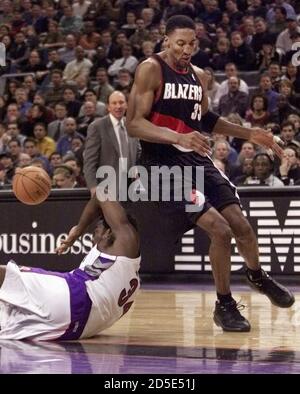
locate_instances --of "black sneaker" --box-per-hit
[213,300,251,332]
[246,268,295,308]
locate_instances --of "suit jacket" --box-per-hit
[47,119,66,142]
[83,115,141,189]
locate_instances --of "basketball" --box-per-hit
[12,166,52,205]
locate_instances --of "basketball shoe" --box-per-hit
[213,300,251,332]
[245,268,295,308]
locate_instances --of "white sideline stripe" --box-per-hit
[272,238,292,244]
[285,220,300,225]
[258,256,271,262]
[234,247,270,253]
[257,238,271,243]
[259,247,271,253]
[182,238,194,244]
[250,211,276,217]
[278,257,287,263]
[258,220,279,226]
[258,229,300,235]
[231,265,243,271]
[175,264,201,271]
[287,211,300,216]
[250,201,274,207]
[175,255,201,262]
[182,247,194,253]
[184,230,194,235]
[231,256,245,262]
[274,247,289,253]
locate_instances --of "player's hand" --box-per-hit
[279,157,291,177]
[177,131,212,156]
[90,187,96,197]
[55,225,82,255]
[249,128,283,159]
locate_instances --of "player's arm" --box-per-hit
[126,60,179,144]
[97,191,139,257]
[213,119,282,158]
[56,196,101,254]
[56,194,138,255]
[99,195,131,233]
[75,195,102,235]
[195,67,283,158]
[126,60,211,156]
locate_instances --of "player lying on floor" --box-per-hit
[0,196,140,340]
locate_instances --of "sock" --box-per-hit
[217,292,234,304]
[247,267,263,281]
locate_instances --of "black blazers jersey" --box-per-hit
[142,54,204,163]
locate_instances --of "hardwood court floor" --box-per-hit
[0,284,300,374]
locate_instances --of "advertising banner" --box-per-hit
[1,188,299,275]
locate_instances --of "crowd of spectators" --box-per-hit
[0,0,300,190]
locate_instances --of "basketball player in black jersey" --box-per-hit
[126,15,294,332]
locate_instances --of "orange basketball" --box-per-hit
[13,166,52,205]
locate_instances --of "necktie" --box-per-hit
[97,85,102,99]
[120,57,127,67]
[54,121,61,141]
[118,121,128,158]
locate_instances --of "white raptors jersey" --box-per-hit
[79,245,141,339]
[0,246,140,341]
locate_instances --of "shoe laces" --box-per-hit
[217,300,247,322]
[235,300,246,312]
[220,299,246,312]
[229,300,247,321]
[261,268,270,279]
[230,300,246,312]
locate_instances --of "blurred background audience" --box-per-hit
[0,0,299,189]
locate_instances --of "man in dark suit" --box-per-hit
[47,103,68,141]
[83,91,140,195]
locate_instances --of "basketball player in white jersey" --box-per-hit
[0,197,140,340]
